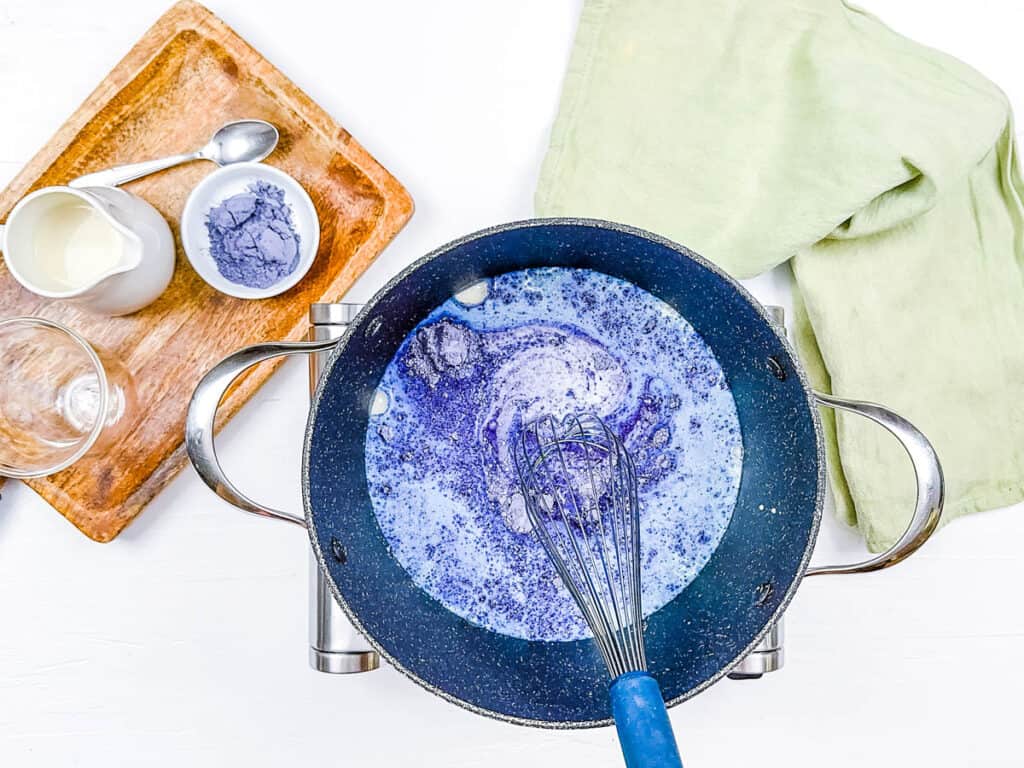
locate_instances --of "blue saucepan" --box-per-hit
[186,219,943,726]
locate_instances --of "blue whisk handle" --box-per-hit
[609,672,683,768]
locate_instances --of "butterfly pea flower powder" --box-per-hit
[205,180,301,289]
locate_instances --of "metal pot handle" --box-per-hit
[185,319,379,675]
[806,391,945,576]
[184,338,340,528]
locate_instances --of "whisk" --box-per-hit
[512,413,683,768]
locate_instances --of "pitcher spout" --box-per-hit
[71,185,176,315]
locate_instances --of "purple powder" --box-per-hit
[205,181,301,289]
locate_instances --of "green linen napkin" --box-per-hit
[536,0,1024,551]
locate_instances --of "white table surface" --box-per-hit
[1,1,1022,765]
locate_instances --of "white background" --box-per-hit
[1,1,1022,765]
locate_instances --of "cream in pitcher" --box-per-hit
[1,185,174,315]
[32,195,126,288]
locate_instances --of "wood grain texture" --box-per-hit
[0,0,413,541]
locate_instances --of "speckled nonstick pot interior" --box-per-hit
[304,219,824,727]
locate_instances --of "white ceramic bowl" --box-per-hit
[180,162,319,299]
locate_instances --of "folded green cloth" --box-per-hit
[536,0,1024,551]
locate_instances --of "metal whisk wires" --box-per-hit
[513,413,646,678]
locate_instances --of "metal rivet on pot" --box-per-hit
[754,582,774,606]
[331,537,348,564]
[767,356,787,381]
[364,316,383,338]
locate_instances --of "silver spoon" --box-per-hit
[69,119,280,188]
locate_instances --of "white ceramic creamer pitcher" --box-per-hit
[1,186,175,315]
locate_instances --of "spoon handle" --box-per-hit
[69,151,202,188]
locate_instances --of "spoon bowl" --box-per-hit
[201,120,279,166]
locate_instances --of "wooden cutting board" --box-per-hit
[0,1,413,541]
